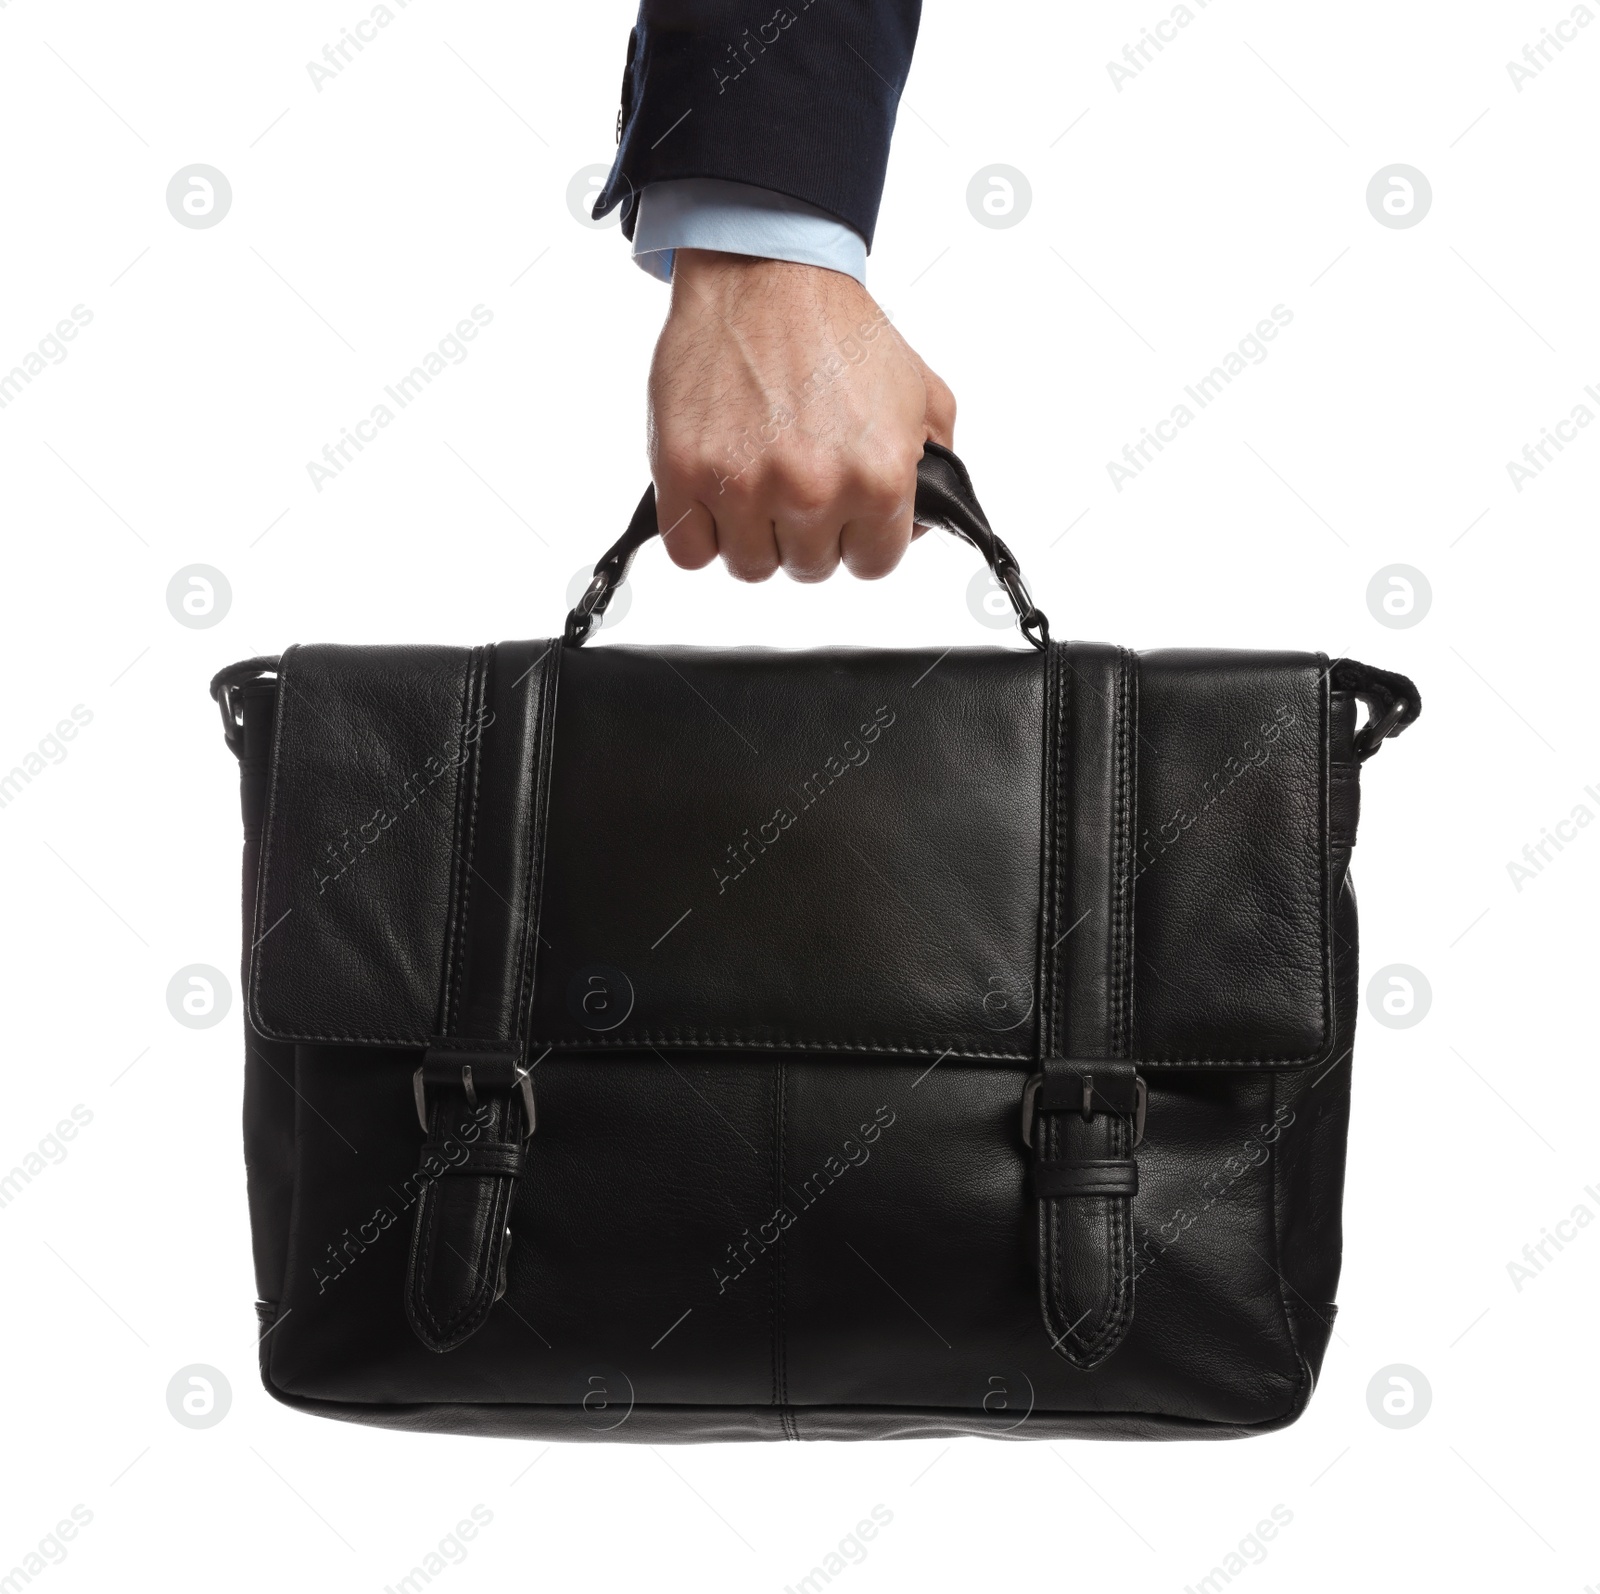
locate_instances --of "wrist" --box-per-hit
[671,248,867,308]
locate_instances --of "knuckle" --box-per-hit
[859,470,912,519]
[714,466,760,504]
[652,438,704,486]
[852,456,916,519]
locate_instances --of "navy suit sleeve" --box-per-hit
[594,0,924,250]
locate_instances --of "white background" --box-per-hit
[2,0,1596,1590]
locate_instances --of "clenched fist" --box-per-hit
[647,249,956,584]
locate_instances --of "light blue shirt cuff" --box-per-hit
[631,178,868,285]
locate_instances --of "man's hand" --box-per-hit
[647,249,956,584]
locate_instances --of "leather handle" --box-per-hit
[563,442,1050,649]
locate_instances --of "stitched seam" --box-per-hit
[1109,650,1131,1058]
[518,1033,1032,1054]
[768,1062,780,1414]
[1070,1195,1113,1358]
[778,1066,791,1420]
[238,1031,1039,1052]
[1038,643,1065,1057]
[442,647,487,1035]
[1042,1104,1137,1366]
[1318,653,1331,1078]
[412,1116,464,1340]
[1127,1046,1335,1065]
[1073,657,1136,1363]
[509,648,549,1043]
[1091,1197,1133,1356]
[1033,645,1051,1057]
[1108,664,1332,1070]
[1050,1119,1065,1342]
[1043,1112,1063,1343]
[1071,1118,1134,1361]
[411,1138,448,1337]
[1120,652,1139,1059]
[457,647,489,1029]
[769,1071,778,1411]
[241,1027,1330,1065]
[438,651,472,1033]
[443,1175,514,1340]
[1266,1072,1309,1413]
[411,1109,516,1343]
[436,655,475,1035]
[1106,653,1123,1056]
[465,1177,516,1340]
[513,645,562,1045]
[1051,643,1068,1052]
[248,645,300,1036]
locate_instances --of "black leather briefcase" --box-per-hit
[211,446,1419,1441]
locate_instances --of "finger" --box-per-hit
[653,491,718,570]
[839,464,916,580]
[840,510,913,580]
[652,442,720,569]
[774,514,842,584]
[767,463,845,583]
[909,362,955,539]
[714,502,781,583]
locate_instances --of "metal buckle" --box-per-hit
[412,1064,536,1140]
[1021,1072,1145,1150]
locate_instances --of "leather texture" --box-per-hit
[216,449,1419,1441]
[249,643,1340,1070]
[527,643,1044,1057]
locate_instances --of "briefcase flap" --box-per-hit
[245,640,1348,1069]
